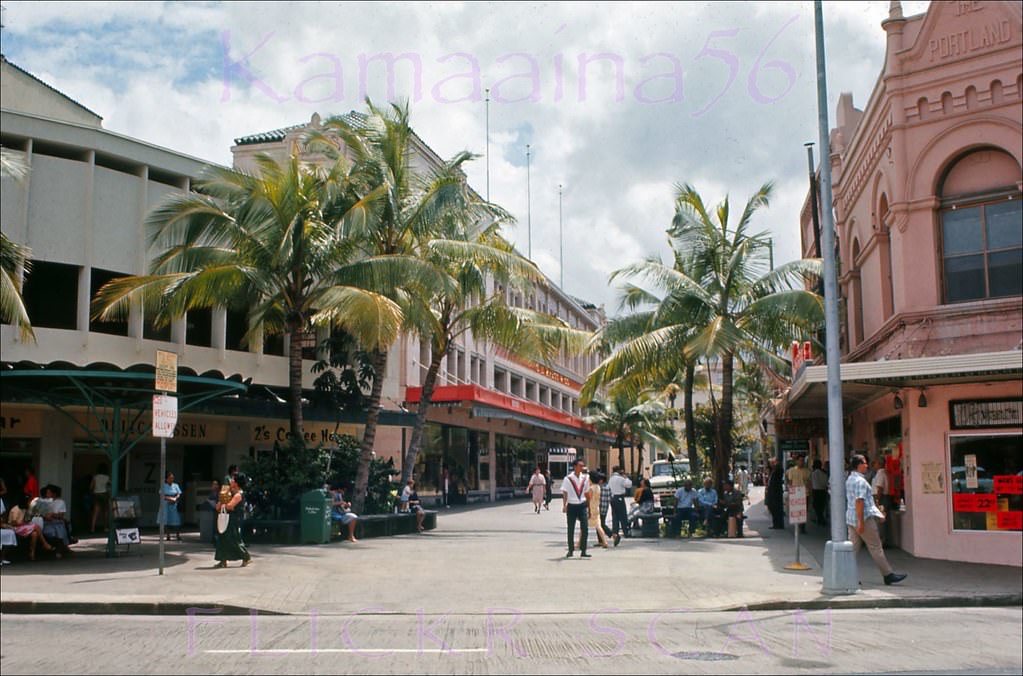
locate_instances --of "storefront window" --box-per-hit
[949,434,1022,532]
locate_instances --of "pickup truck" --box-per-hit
[648,458,692,512]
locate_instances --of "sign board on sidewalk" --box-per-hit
[152,395,178,438]
[788,485,808,524]
[115,528,140,544]
[155,350,178,393]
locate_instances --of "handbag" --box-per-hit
[216,508,230,534]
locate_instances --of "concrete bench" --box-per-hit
[245,519,299,544]
[636,511,664,538]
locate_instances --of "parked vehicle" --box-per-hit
[648,458,692,510]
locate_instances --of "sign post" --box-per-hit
[785,486,811,571]
[154,350,177,575]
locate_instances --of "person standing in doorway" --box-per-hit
[871,458,892,545]
[846,454,905,585]
[561,458,591,558]
[90,463,110,533]
[766,458,784,529]
[526,467,546,514]
[810,459,829,526]
[158,472,182,541]
[607,465,632,545]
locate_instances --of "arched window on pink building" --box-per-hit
[938,149,1022,304]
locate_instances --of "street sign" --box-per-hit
[152,394,178,438]
[788,486,808,524]
[155,350,178,393]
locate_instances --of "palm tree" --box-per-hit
[585,182,822,489]
[400,216,591,485]
[315,100,508,512]
[0,147,34,341]
[91,152,409,442]
[582,389,675,474]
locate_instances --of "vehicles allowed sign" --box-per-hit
[152,394,178,438]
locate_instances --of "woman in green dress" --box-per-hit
[214,474,251,568]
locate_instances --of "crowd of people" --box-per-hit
[0,470,76,565]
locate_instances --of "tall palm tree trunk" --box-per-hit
[715,352,735,490]
[683,361,699,475]
[287,322,305,443]
[617,433,626,470]
[401,341,446,485]
[353,347,388,513]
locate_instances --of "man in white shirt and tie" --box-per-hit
[561,458,592,558]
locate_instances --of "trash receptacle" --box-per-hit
[199,505,214,543]
[300,489,332,544]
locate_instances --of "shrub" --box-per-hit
[242,434,398,518]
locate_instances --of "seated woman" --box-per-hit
[4,498,57,560]
[329,484,359,543]
[401,480,426,532]
[628,478,656,531]
[34,485,72,554]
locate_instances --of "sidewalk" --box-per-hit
[1,491,1019,616]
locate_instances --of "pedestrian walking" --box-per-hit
[846,454,905,585]
[157,472,182,541]
[607,465,632,545]
[526,467,546,514]
[441,464,451,509]
[561,458,591,558]
[597,472,612,537]
[543,469,552,511]
[735,465,750,504]
[766,458,784,529]
[215,473,252,568]
[586,472,609,549]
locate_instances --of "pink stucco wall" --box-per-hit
[902,380,1022,566]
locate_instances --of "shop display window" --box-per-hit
[949,434,1022,532]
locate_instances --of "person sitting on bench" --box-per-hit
[670,480,700,536]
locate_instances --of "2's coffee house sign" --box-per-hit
[950,399,1023,430]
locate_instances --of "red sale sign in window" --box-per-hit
[952,493,998,512]
[993,475,1023,495]
[996,511,1022,530]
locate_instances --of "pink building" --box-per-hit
[781,1,1022,566]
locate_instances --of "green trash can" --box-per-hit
[300,489,332,544]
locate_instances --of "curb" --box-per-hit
[3,594,1020,616]
[0,601,280,616]
[738,593,1023,612]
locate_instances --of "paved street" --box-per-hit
[2,490,1021,674]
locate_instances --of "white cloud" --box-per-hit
[1,0,931,316]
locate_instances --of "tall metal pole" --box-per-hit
[815,0,857,595]
[526,144,532,260]
[558,184,564,289]
[485,88,490,203]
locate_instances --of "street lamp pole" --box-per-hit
[526,144,532,260]
[814,0,858,595]
[558,183,564,290]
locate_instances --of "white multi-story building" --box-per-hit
[0,56,607,524]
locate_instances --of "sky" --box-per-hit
[0,0,931,316]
